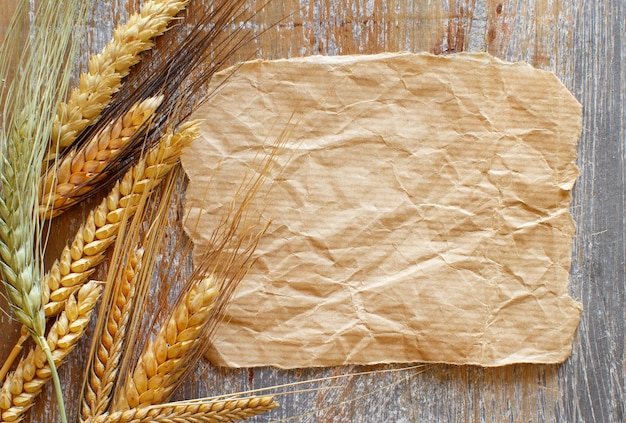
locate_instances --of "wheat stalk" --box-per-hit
[81,249,143,421]
[91,396,278,423]
[111,275,220,411]
[0,281,102,422]
[41,96,164,217]
[49,0,190,156]
[0,329,28,385]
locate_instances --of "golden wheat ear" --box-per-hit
[48,0,191,159]
[111,274,223,411]
[91,396,278,423]
[0,281,102,422]
[42,121,201,316]
[41,0,258,217]
[81,249,144,421]
[40,95,165,217]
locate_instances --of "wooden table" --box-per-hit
[0,0,623,421]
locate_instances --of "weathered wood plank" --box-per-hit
[563,0,625,421]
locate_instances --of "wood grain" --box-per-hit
[0,0,623,422]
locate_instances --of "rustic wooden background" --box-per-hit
[0,0,624,422]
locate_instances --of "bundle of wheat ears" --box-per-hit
[0,0,282,422]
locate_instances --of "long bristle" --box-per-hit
[79,166,176,420]
[101,123,289,413]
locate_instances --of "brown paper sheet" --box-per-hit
[181,52,582,368]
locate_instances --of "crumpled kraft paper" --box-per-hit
[181,52,582,368]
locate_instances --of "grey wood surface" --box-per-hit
[0,0,623,422]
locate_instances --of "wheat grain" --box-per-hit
[42,96,164,217]
[111,275,219,411]
[49,0,190,155]
[81,249,143,421]
[0,281,102,422]
[91,396,278,423]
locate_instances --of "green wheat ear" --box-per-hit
[0,1,92,422]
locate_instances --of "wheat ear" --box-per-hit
[0,122,200,386]
[49,0,190,156]
[0,0,92,419]
[0,281,102,422]
[111,275,220,411]
[43,120,201,318]
[91,396,278,423]
[41,96,164,217]
[81,249,143,421]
